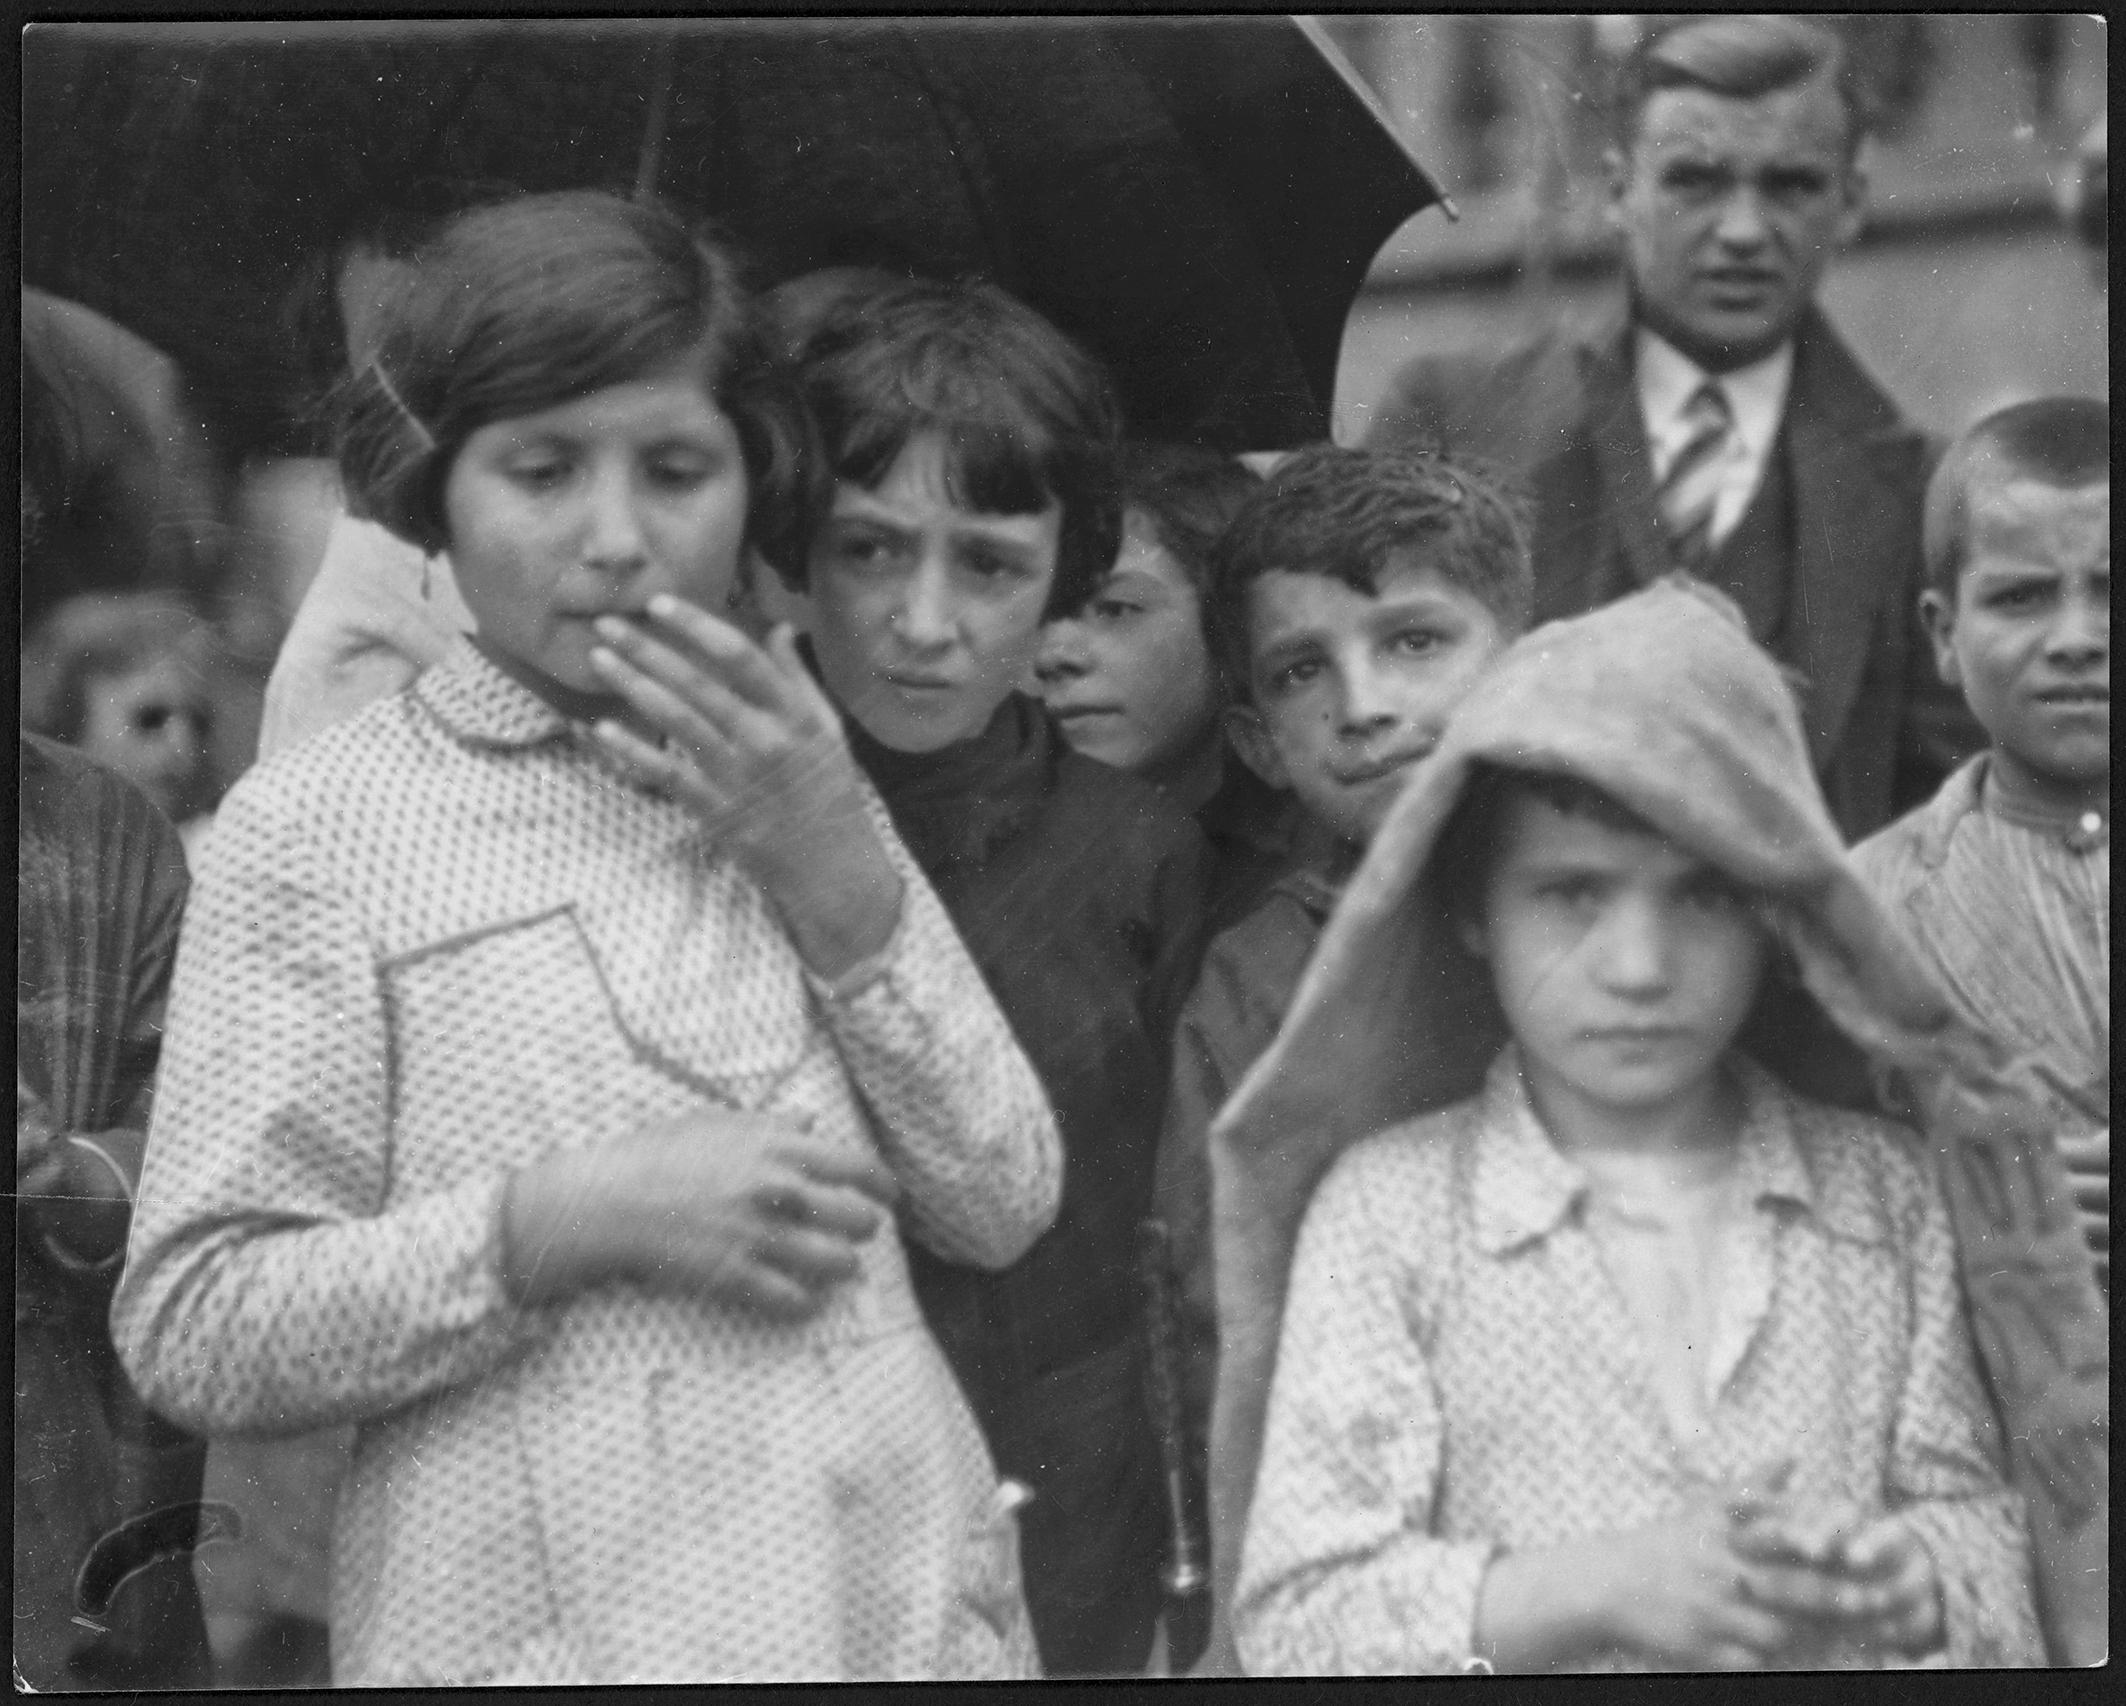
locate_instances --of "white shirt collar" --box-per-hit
[1635,330,1794,543]
[1637,330,1793,460]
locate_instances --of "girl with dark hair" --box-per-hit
[111,191,1061,1685]
[592,270,1207,1677]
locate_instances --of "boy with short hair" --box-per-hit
[1035,441,1303,933]
[1221,579,2040,1673]
[1149,444,1533,1620]
[1852,397,2108,1284]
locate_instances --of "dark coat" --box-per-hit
[1368,302,1980,839]
[851,694,1208,1676]
[16,736,214,1691]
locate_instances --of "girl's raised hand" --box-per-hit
[588,598,903,978]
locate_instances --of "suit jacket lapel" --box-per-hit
[1578,315,1679,596]
[1781,310,1916,766]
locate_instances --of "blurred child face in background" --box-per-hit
[1232,551,1507,845]
[77,655,215,824]
[1034,510,1220,789]
[804,433,1060,753]
[1468,792,1768,1139]
[1922,478,2109,814]
[442,360,751,695]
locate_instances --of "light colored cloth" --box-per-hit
[255,511,471,760]
[1234,1051,2041,1673]
[1635,328,1793,550]
[1574,1136,1750,1446]
[1202,578,2104,1670]
[113,639,1063,1685]
[1853,754,2109,1281]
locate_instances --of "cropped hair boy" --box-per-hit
[1217,578,2041,1674]
[1851,397,2108,1282]
[1035,441,1300,929]
[1149,444,1532,1641]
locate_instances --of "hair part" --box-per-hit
[1208,442,1534,703]
[760,273,1124,620]
[20,591,222,746]
[1922,396,2110,598]
[331,189,819,565]
[1612,15,1869,161]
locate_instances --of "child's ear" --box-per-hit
[1918,588,1962,689]
[1224,705,1289,789]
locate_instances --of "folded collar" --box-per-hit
[1470,1049,1884,1255]
[411,637,576,750]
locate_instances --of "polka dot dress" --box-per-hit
[113,640,1060,1683]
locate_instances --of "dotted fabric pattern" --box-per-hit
[112,640,1060,1684]
[1233,1051,2043,1674]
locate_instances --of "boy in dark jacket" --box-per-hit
[1036,440,1312,933]
[1148,445,1533,1656]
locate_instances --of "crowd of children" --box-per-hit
[15,178,2106,1684]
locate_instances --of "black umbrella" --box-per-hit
[21,17,1445,457]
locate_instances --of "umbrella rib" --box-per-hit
[634,38,678,203]
[892,34,1015,284]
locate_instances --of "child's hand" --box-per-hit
[587,600,903,978]
[1729,1503,1944,1659]
[1597,1501,1801,1670]
[502,1110,900,1321]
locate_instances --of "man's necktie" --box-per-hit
[1656,380,1734,571]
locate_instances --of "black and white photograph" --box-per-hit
[16,11,2107,1686]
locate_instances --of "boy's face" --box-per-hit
[803,433,1061,753]
[1466,792,1767,1134]
[1231,552,1507,845]
[79,656,215,824]
[1921,478,2108,812]
[1033,511,1220,786]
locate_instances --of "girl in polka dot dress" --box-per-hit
[112,190,1063,1685]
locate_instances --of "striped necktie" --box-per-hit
[1656,380,1734,571]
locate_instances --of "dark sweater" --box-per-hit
[850,693,1207,1675]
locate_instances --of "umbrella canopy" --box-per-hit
[21,17,1443,457]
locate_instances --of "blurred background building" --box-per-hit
[1322,13,2108,443]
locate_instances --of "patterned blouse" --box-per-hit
[112,640,1063,1685]
[1234,1052,2041,1674]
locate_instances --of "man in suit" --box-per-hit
[1368,15,1977,839]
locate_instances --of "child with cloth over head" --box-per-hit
[1212,578,2041,1673]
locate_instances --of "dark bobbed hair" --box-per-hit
[21,590,222,746]
[1208,442,1534,704]
[332,190,819,565]
[1118,439,1262,601]
[1923,396,2110,598]
[758,272,1124,621]
[1612,15,1868,161]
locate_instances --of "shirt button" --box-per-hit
[2079,812,2103,836]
